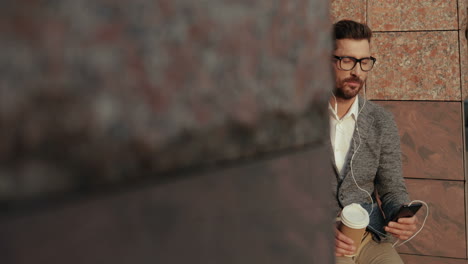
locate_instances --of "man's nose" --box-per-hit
[351,63,362,77]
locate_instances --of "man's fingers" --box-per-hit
[385,222,417,241]
[385,226,412,236]
[335,239,356,251]
[334,228,356,256]
[386,215,420,241]
[397,215,418,225]
[335,247,355,257]
[335,240,356,256]
[388,220,417,231]
[335,229,355,245]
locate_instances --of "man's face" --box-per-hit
[333,39,371,100]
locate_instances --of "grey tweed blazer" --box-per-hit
[331,96,410,241]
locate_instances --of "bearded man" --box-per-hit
[330,20,418,264]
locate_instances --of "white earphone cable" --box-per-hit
[392,200,429,248]
[348,87,428,242]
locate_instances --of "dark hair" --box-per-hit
[333,20,372,42]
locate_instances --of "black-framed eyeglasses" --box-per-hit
[333,55,376,72]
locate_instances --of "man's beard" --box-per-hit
[334,77,364,99]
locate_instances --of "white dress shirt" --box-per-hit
[329,96,360,174]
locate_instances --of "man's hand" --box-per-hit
[384,215,418,240]
[335,227,356,257]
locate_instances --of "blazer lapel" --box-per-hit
[354,96,373,141]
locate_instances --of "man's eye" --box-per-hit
[342,58,354,63]
[361,60,369,65]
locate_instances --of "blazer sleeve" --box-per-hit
[374,110,410,221]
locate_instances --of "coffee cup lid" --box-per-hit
[341,203,369,229]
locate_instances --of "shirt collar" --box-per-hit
[328,95,359,121]
[348,96,359,120]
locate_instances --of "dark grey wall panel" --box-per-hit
[0,147,334,264]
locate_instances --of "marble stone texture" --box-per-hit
[461,0,468,100]
[460,0,467,30]
[330,0,366,23]
[0,147,335,264]
[461,28,468,100]
[368,0,458,31]
[396,179,466,259]
[0,0,333,201]
[376,101,464,181]
[367,31,460,100]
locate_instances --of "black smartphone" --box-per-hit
[391,203,423,222]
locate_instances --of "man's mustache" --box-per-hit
[343,77,363,84]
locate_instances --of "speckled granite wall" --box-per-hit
[331,0,468,263]
[0,0,335,263]
[368,31,460,100]
[330,0,366,23]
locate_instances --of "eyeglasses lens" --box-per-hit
[340,58,374,71]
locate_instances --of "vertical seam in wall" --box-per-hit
[456,0,467,256]
[365,0,369,95]
[460,0,468,254]
[462,101,468,259]
[460,101,468,259]
[457,0,463,101]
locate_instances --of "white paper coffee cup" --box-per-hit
[339,203,370,257]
